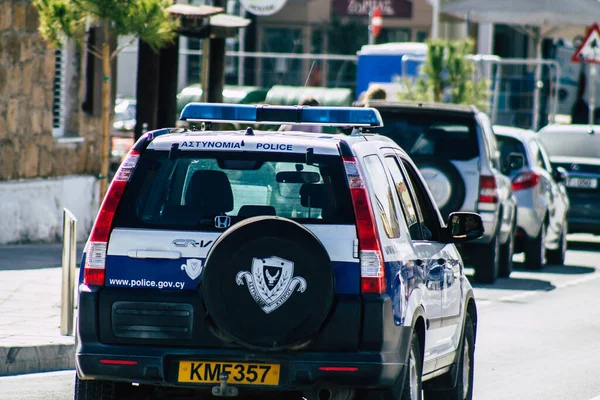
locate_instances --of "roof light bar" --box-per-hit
[179,103,384,128]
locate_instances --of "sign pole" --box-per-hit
[368,9,374,45]
[369,7,382,45]
[589,62,597,126]
[571,23,600,127]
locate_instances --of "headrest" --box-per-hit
[185,170,234,214]
[238,205,277,218]
[300,183,333,210]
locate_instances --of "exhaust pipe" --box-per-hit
[318,388,332,400]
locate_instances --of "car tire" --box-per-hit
[524,221,547,270]
[401,331,424,400]
[498,221,515,278]
[423,313,475,400]
[546,220,568,265]
[472,234,499,284]
[201,216,334,351]
[411,158,466,220]
[74,375,116,400]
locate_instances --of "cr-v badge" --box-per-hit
[236,256,307,314]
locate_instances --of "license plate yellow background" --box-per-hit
[178,361,280,386]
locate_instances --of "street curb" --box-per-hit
[0,343,75,376]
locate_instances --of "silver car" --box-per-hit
[494,125,570,267]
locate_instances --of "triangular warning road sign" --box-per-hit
[572,23,600,63]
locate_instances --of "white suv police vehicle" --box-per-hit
[75,104,481,400]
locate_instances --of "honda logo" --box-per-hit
[215,215,231,229]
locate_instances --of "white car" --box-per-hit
[494,125,570,267]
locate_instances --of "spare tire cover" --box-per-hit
[201,216,334,350]
[411,157,466,219]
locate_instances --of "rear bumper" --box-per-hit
[76,345,408,391]
[76,287,411,391]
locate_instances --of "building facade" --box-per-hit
[0,0,103,243]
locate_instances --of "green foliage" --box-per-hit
[396,38,491,111]
[33,0,178,52]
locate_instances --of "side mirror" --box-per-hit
[553,166,568,183]
[446,212,484,242]
[507,152,525,171]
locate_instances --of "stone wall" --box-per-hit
[0,0,103,181]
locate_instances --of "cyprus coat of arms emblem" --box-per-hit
[236,256,307,314]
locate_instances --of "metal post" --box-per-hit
[368,9,374,45]
[237,9,247,86]
[532,35,543,131]
[589,63,597,126]
[61,208,77,336]
[431,0,440,39]
[491,63,502,124]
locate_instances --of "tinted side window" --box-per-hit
[400,159,442,242]
[536,140,554,173]
[362,155,401,239]
[496,134,528,171]
[479,114,501,170]
[384,156,422,240]
[527,140,545,169]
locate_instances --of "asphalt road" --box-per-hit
[2,234,600,400]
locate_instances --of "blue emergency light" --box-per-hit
[179,103,383,128]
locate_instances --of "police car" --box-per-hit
[75,104,481,400]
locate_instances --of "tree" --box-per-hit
[34,0,178,197]
[397,38,491,111]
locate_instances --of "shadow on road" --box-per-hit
[567,240,600,252]
[513,261,595,275]
[0,243,85,271]
[468,273,556,291]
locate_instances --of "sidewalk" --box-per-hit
[0,243,84,376]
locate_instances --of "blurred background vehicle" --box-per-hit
[537,124,600,235]
[365,101,517,283]
[110,97,137,179]
[494,125,570,267]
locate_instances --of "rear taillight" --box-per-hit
[512,172,540,191]
[479,175,498,204]
[84,149,140,287]
[343,157,386,295]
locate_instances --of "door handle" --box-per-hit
[127,250,182,259]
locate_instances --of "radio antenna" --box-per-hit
[304,61,316,87]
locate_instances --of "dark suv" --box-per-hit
[363,101,517,283]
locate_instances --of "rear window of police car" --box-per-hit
[113,149,355,231]
[373,110,479,161]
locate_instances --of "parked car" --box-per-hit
[75,104,480,400]
[494,125,570,267]
[365,101,517,283]
[537,124,600,235]
[110,98,136,175]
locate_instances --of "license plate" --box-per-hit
[566,177,598,189]
[177,361,280,386]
